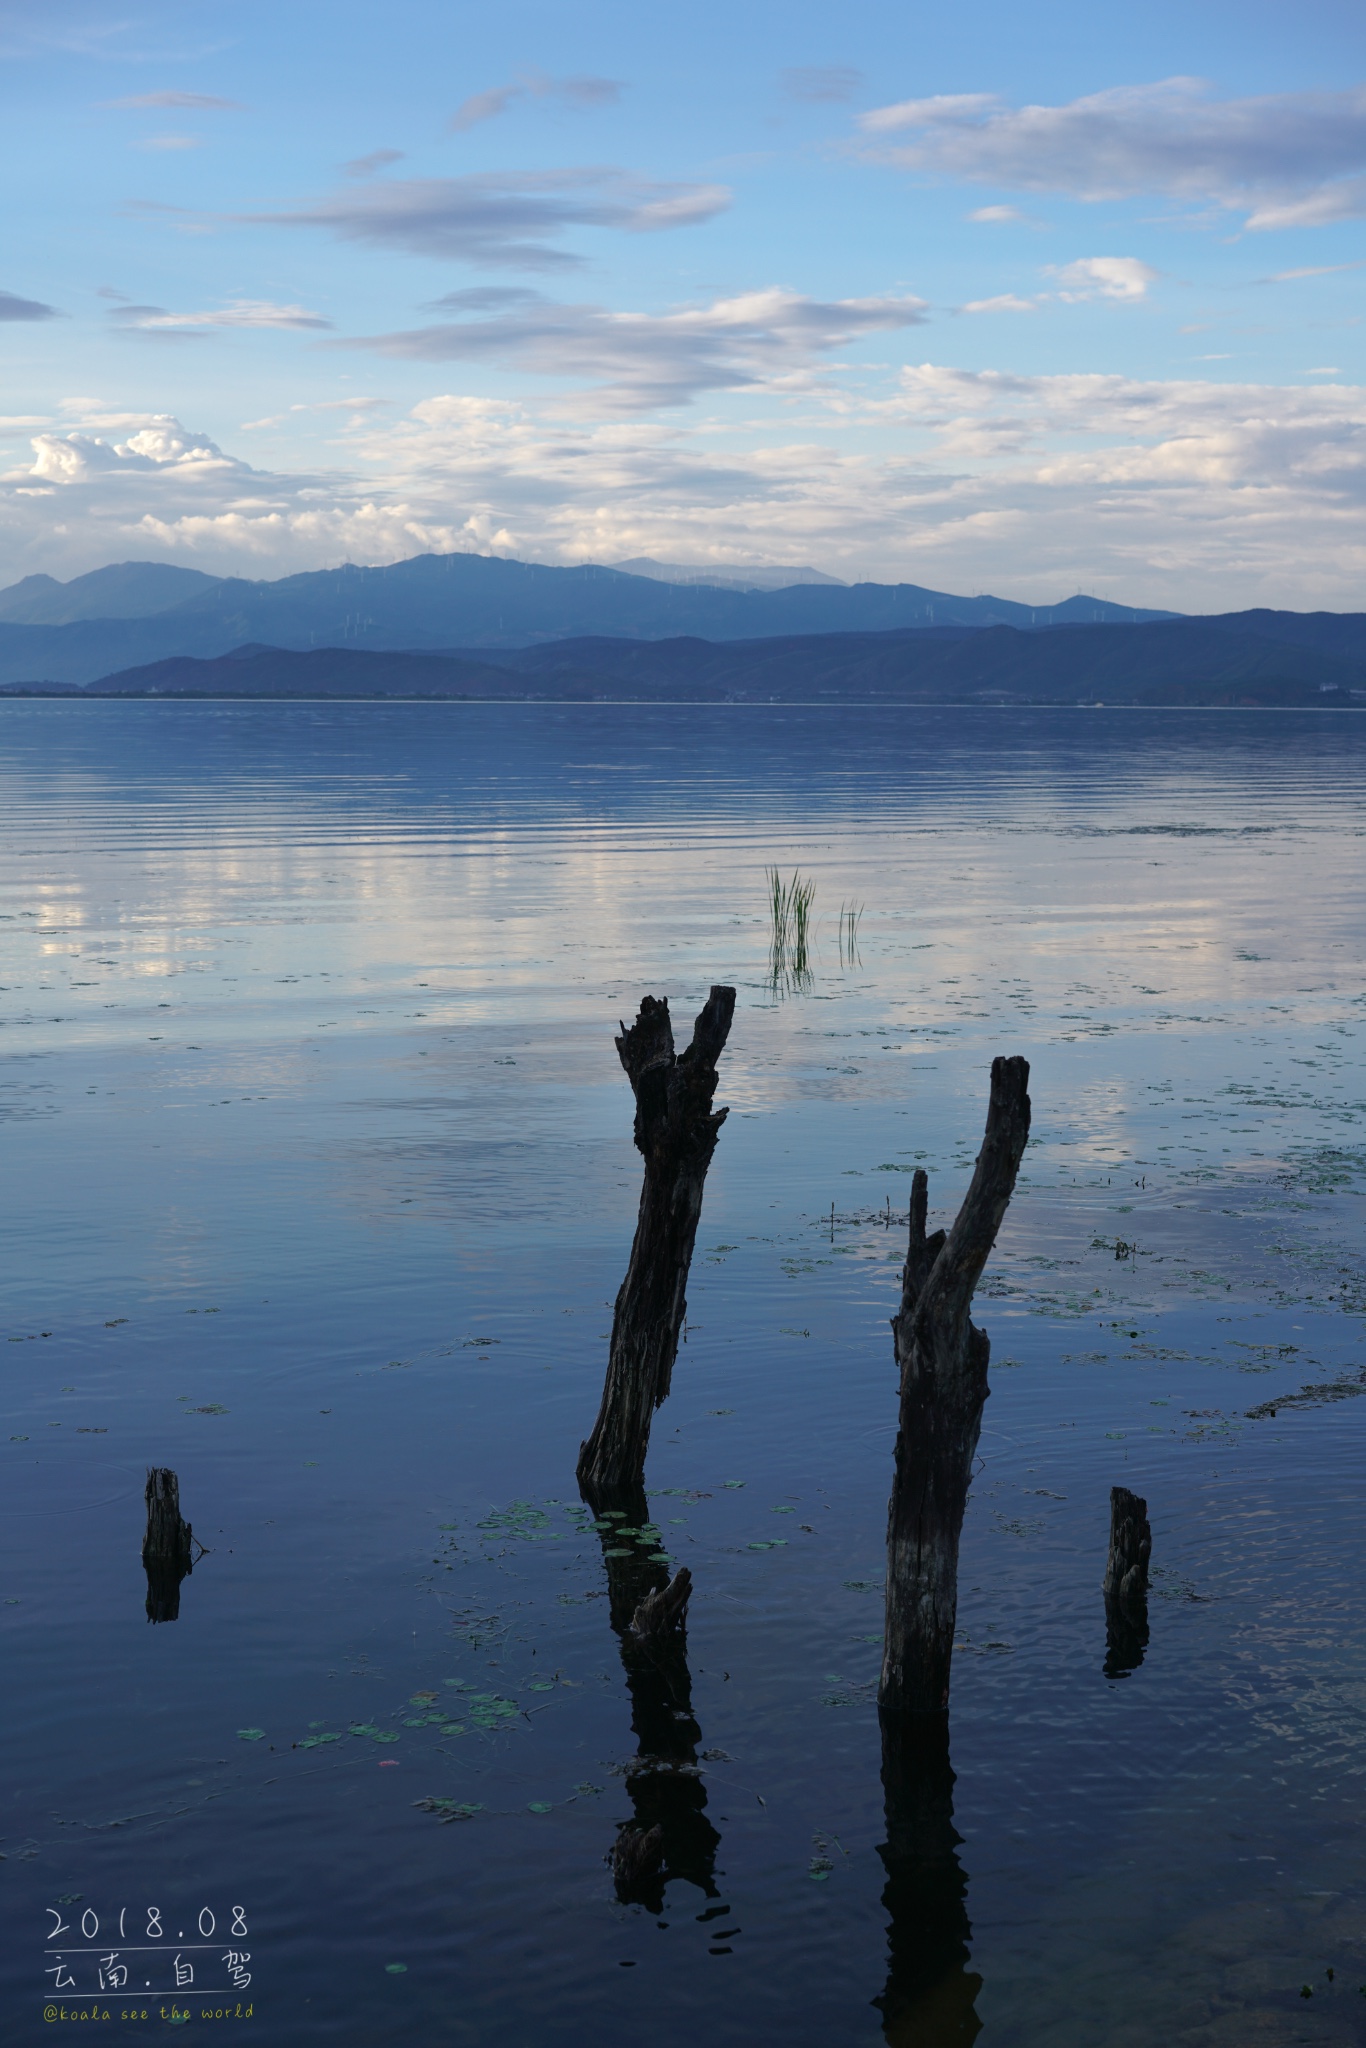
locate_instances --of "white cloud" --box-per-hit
[969,204,1027,223]
[859,78,1366,229]
[1048,256,1160,301]
[1,369,1363,611]
[112,299,332,332]
[18,416,248,486]
[450,73,624,131]
[245,170,730,270]
[958,294,1036,314]
[240,397,389,430]
[340,286,929,411]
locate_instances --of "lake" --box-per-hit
[2,700,1364,2046]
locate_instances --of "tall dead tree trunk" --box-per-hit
[577,985,736,1497]
[880,1056,1031,1719]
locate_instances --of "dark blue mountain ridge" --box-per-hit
[0,548,1179,686]
[15,611,1362,707]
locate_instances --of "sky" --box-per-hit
[0,0,1363,609]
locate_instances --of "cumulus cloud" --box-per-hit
[19,416,250,487]
[2,368,1363,611]
[859,78,1366,229]
[450,72,624,131]
[104,91,243,110]
[338,287,930,412]
[245,170,730,269]
[111,299,332,332]
[781,66,863,104]
[0,288,61,321]
[1048,256,1160,301]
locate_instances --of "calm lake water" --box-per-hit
[2,701,1365,2047]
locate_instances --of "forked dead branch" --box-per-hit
[881,1056,1031,1719]
[577,985,736,1500]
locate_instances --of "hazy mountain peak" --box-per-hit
[611,557,847,592]
[0,559,224,626]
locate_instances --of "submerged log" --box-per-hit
[577,986,736,1497]
[880,1057,1031,1719]
[142,1466,194,1624]
[874,1714,982,2046]
[1103,1485,1151,1677]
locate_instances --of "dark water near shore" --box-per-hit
[2,701,1365,2046]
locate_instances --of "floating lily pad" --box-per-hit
[385,1962,407,1974]
[527,1801,553,1813]
[236,1728,265,1742]
[413,1797,484,1822]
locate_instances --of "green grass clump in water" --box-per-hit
[767,866,816,992]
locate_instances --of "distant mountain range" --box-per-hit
[0,549,1178,687]
[0,548,1360,707]
[610,557,847,592]
[9,610,1363,707]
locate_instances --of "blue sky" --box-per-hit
[0,0,1362,606]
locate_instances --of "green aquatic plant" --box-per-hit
[837,900,863,968]
[766,866,817,993]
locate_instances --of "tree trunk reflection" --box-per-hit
[874,1712,982,2047]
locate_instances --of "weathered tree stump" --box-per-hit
[577,986,736,1497]
[1103,1485,1151,1677]
[874,1715,982,2046]
[880,1057,1031,1719]
[142,1467,194,1625]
